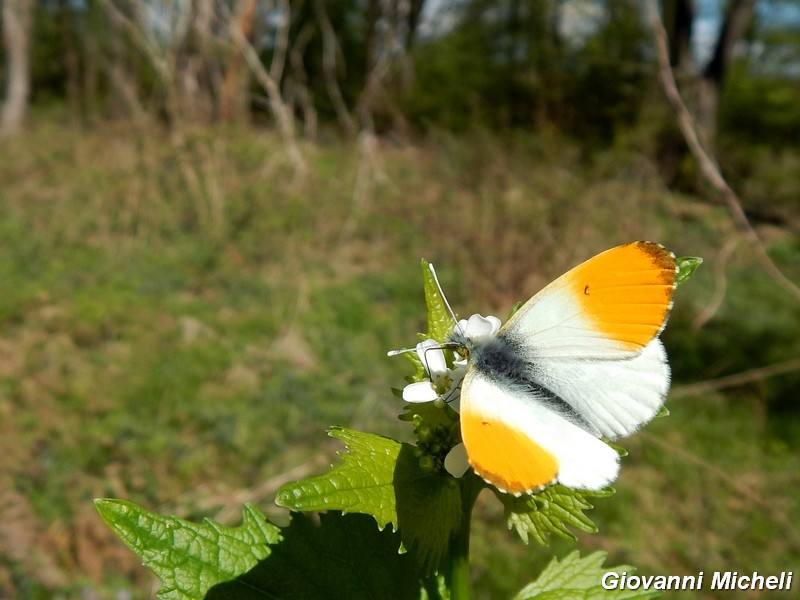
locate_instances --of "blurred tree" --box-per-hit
[405,0,560,131]
[6,0,800,148]
[564,0,649,141]
[718,0,800,147]
[220,0,258,123]
[663,0,757,147]
[256,0,425,136]
[1,0,35,135]
[404,0,649,142]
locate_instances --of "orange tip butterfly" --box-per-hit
[448,241,678,495]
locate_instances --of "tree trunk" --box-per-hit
[219,0,258,123]
[661,0,755,150]
[59,0,83,121]
[697,0,756,147]
[662,0,694,73]
[1,0,34,136]
[405,0,425,50]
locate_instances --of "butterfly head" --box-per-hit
[448,314,502,360]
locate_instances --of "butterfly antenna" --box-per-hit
[386,347,416,357]
[387,263,461,359]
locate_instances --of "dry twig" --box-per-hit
[672,356,800,398]
[692,236,739,330]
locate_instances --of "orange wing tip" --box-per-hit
[569,241,678,350]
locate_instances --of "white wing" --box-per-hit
[496,242,675,436]
[460,370,622,493]
[525,337,670,439]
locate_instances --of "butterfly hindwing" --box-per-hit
[529,337,670,439]
[460,369,621,494]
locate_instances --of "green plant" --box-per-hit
[96,255,701,599]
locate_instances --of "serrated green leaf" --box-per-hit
[206,512,420,600]
[500,485,611,545]
[514,551,661,600]
[675,256,703,287]
[421,259,456,342]
[275,427,463,575]
[94,499,280,600]
[275,428,401,530]
[393,443,462,574]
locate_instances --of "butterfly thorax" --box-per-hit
[468,334,530,386]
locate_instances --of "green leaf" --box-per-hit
[514,551,661,599]
[276,427,463,574]
[393,442,463,574]
[206,512,421,600]
[675,256,703,287]
[275,427,401,531]
[94,499,280,600]
[499,484,611,545]
[421,258,456,342]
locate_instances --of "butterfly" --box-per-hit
[449,241,678,494]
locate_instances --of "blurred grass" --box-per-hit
[0,115,799,598]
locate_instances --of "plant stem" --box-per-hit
[447,475,483,600]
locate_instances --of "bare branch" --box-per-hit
[672,357,800,399]
[691,236,739,330]
[228,4,307,176]
[270,0,290,84]
[647,0,800,303]
[100,0,178,118]
[287,22,319,138]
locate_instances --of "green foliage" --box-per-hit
[93,429,629,599]
[94,500,280,599]
[667,241,800,413]
[271,0,370,125]
[206,512,420,600]
[96,499,421,600]
[720,34,800,147]
[275,428,401,531]
[276,428,462,574]
[513,551,660,600]
[19,0,800,145]
[675,256,704,288]
[405,0,650,140]
[501,486,613,546]
[719,141,800,228]
[95,497,647,600]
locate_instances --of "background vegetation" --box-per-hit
[1,0,800,598]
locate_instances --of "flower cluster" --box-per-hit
[394,314,501,479]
